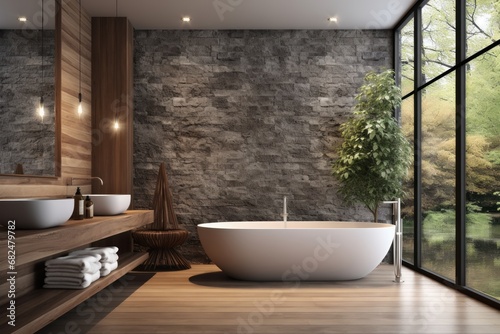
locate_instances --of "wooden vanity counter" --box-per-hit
[0,210,153,334]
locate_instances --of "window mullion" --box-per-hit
[414,6,423,268]
[455,0,466,287]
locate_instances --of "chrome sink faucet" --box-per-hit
[67,176,104,186]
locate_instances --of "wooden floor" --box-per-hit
[38,264,499,334]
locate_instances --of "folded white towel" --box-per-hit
[45,261,102,274]
[44,271,100,286]
[45,271,98,279]
[100,261,118,277]
[91,246,118,253]
[100,253,118,263]
[70,247,119,262]
[45,254,101,273]
[108,253,119,263]
[43,283,89,290]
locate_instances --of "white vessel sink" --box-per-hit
[0,198,74,229]
[87,194,131,215]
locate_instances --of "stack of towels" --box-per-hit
[70,246,119,277]
[44,246,119,289]
[44,254,101,289]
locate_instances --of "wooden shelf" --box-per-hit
[0,210,153,334]
[1,252,148,334]
[0,210,153,270]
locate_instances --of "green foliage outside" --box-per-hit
[423,203,492,240]
[400,0,500,214]
[332,70,412,222]
[399,0,500,298]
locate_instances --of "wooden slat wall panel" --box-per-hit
[90,17,135,253]
[91,17,134,197]
[60,0,92,181]
[0,0,92,198]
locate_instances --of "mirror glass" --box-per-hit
[0,0,58,177]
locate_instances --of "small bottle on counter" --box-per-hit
[73,187,85,220]
[85,195,94,219]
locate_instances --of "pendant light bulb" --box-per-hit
[38,96,45,121]
[39,0,45,123]
[77,93,83,117]
[114,119,119,130]
[77,0,83,118]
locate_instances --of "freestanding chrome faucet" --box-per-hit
[383,198,403,283]
[67,177,104,186]
[282,196,288,226]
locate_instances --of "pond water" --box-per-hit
[402,216,500,300]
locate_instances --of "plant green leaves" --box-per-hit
[332,69,412,221]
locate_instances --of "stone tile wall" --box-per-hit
[133,30,393,263]
[0,30,55,175]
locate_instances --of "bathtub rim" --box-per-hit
[197,221,395,230]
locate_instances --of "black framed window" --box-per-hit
[395,0,500,308]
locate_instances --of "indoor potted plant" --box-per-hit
[332,69,411,222]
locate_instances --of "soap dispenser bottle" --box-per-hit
[85,195,94,219]
[73,187,85,220]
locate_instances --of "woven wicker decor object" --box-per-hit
[132,163,190,270]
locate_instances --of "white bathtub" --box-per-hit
[197,221,395,281]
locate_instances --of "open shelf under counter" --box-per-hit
[1,252,149,334]
[0,210,154,270]
[0,210,153,333]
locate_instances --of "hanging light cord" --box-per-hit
[41,0,44,97]
[114,0,119,129]
[79,0,82,97]
[76,0,83,117]
[38,0,45,121]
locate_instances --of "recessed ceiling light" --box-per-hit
[18,17,27,22]
[328,17,338,22]
[182,17,191,22]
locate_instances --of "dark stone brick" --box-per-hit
[134,29,394,264]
